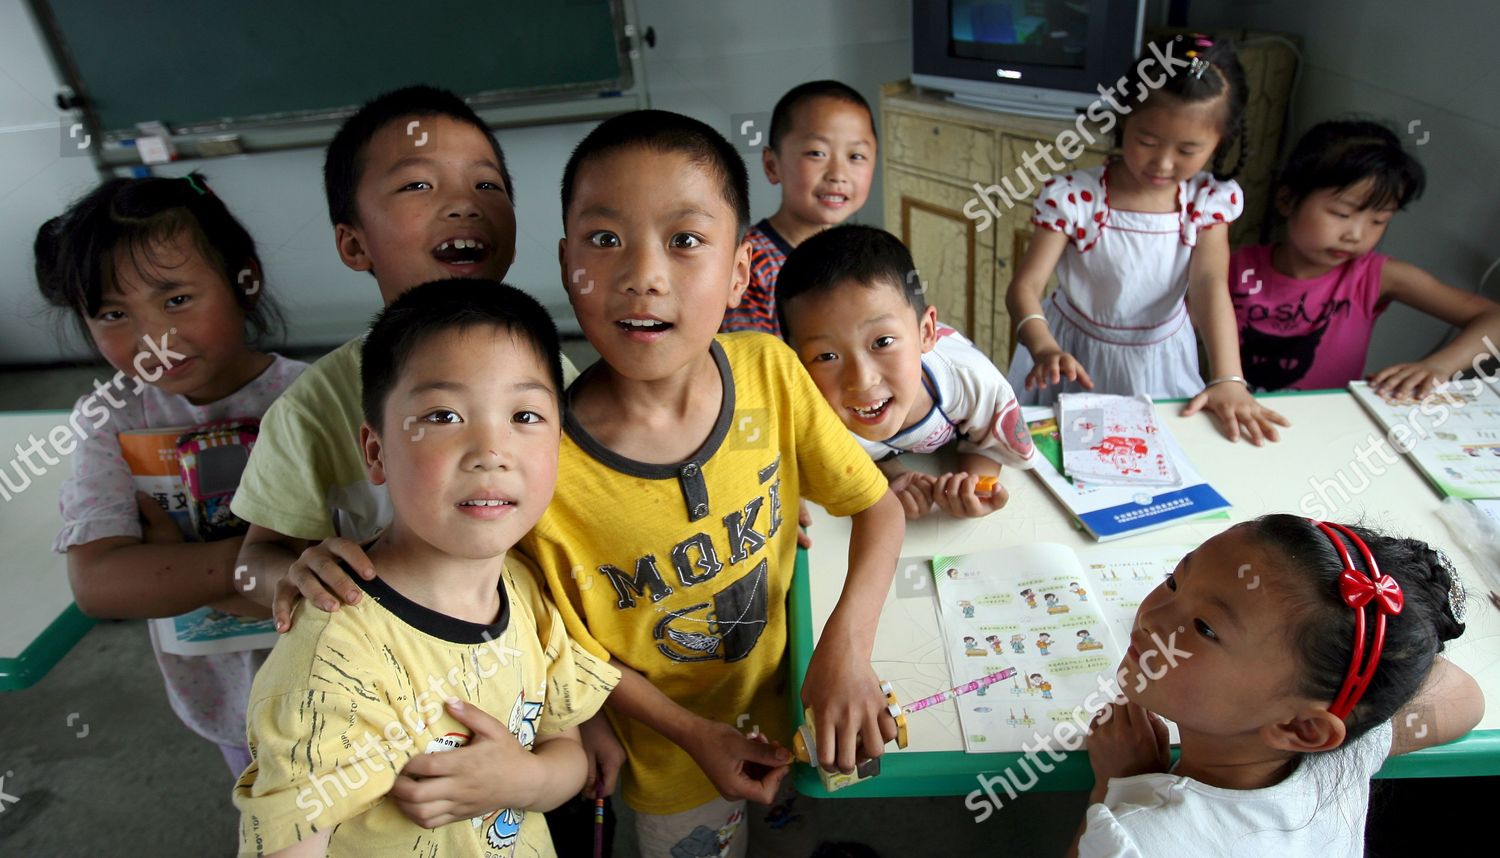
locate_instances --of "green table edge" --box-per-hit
[0,603,95,691]
[787,536,1500,799]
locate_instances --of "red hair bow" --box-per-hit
[1339,569,1404,615]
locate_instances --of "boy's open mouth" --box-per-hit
[616,318,673,333]
[849,397,892,423]
[817,193,849,206]
[431,238,490,266]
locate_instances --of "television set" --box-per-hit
[912,0,1147,118]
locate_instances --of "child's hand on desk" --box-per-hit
[579,712,626,799]
[1085,701,1170,801]
[681,719,791,804]
[1181,382,1290,446]
[930,471,1009,518]
[888,470,936,519]
[391,699,540,828]
[272,537,375,631]
[1368,360,1450,402]
[803,645,899,773]
[1026,348,1094,392]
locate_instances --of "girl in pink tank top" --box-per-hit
[1231,120,1500,396]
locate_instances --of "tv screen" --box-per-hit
[950,1,1091,70]
[912,0,1144,117]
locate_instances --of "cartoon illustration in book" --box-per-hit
[1019,588,1038,609]
[963,635,987,657]
[1070,581,1088,601]
[959,599,975,619]
[1019,709,1035,727]
[985,634,1005,654]
[1010,676,1025,697]
[1009,633,1026,654]
[1035,633,1053,655]
[1076,629,1103,651]
[1030,673,1053,700]
[1044,592,1069,614]
[1006,709,1019,727]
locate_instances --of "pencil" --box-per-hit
[902,667,1017,714]
[593,777,606,858]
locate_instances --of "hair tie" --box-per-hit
[183,175,208,196]
[1310,520,1404,720]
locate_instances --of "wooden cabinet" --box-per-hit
[879,31,1297,370]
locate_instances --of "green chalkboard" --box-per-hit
[33,0,632,136]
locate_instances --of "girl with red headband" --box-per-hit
[1067,514,1482,856]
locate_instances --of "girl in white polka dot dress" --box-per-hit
[1006,35,1289,445]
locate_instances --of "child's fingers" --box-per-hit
[1179,391,1208,417]
[1074,362,1095,390]
[296,550,362,607]
[272,576,315,632]
[328,538,376,580]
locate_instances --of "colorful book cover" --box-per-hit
[1348,380,1500,500]
[1024,406,1230,541]
[118,427,277,657]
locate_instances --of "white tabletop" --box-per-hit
[805,392,1500,756]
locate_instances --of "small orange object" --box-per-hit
[975,475,998,498]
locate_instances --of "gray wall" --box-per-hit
[0,0,909,363]
[1190,0,1500,373]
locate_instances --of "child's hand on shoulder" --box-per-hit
[1085,700,1170,800]
[1182,381,1290,446]
[1026,349,1094,392]
[930,471,1009,518]
[272,537,375,632]
[1368,361,1451,402]
[391,699,541,828]
[680,718,792,804]
[888,469,936,519]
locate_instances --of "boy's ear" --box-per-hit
[762,147,781,185]
[1259,705,1347,755]
[335,223,374,273]
[360,422,388,486]
[726,237,752,309]
[918,305,939,353]
[558,238,576,303]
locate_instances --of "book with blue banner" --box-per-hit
[1023,405,1230,541]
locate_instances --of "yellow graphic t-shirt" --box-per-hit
[234,556,619,857]
[522,333,889,814]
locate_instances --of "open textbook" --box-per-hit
[931,543,1187,752]
[118,426,278,657]
[1348,379,1500,500]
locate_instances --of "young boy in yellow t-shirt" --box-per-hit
[234,280,617,856]
[276,110,906,856]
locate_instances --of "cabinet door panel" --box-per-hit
[884,167,1000,362]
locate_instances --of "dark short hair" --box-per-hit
[1276,119,1425,213]
[324,85,514,228]
[560,109,750,241]
[775,224,925,341]
[1246,514,1466,744]
[361,279,562,430]
[1116,34,1250,181]
[35,172,283,350]
[768,80,876,151]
